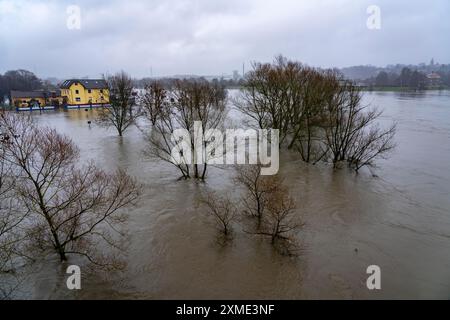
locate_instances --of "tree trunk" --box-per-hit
[57,247,67,261]
[194,164,199,179]
[200,164,207,181]
[50,230,67,261]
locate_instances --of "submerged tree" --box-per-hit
[200,191,237,237]
[0,134,28,299]
[237,55,396,171]
[322,81,396,171]
[263,187,299,245]
[146,79,227,180]
[236,56,335,162]
[0,113,140,266]
[234,165,302,254]
[235,55,299,145]
[141,80,167,126]
[261,186,301,255]
[234,165,282,226]
[98,71,139,136]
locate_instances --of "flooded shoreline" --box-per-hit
[10,90,450,299]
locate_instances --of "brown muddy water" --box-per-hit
[11,90,450,299]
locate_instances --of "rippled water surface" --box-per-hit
[15,90,450,299]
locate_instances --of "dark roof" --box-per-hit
[11,90,45,98]
[10,90,61,99]
[60,79,108,89]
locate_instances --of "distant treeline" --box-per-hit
[340,62,450,89]
[3,60,450,105]
[133,77,245,89]
[365,68,450,89]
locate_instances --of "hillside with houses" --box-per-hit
[341,58,450,90]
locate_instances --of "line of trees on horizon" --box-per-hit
[3,59,450,106]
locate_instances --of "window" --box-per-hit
[100,89,103,93]
[75,89,79,94]
[75,97,81,102]
[88,89,92,93]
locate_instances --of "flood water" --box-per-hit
[13,90,450,299]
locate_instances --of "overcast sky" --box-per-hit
[0,0,449,78]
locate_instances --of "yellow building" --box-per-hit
[60,79,109,107]
[10,90,63,110]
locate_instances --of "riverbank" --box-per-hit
[361,86,450,92]
[225,86,450,92]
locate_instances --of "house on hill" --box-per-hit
[426,72,442,87]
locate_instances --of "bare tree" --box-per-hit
[322,82,396,171]
[234,165,281,225]
[0,160,19,298]
[251,178,301,254]
[145,99,192,179]
[237,56,396,171]
[347,123,396,172]
[146,79,227,180]
[98,71,139,136]
[0,144,18,271]
[288,69,339,163]
[0,113,140,267]
[199,191,237,237]
[140,80,167,126]
[263,189,300,246]
[236,56,330,162]
[0,128,29,299]
[236,56,300,145]
[234,165,302,254]
[261,188,301,255]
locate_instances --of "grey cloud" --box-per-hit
[0,0,448,78]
